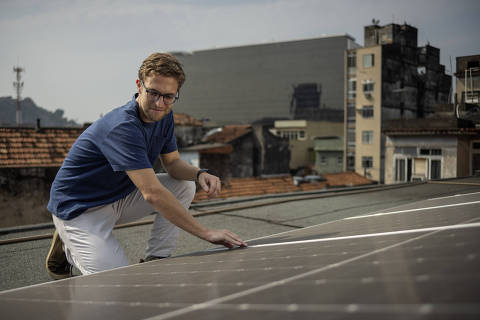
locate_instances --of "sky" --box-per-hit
[1,0,479,124]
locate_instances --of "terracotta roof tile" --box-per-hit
[173,113,202,127]
[193,172,373,202]
[0,127,85,168]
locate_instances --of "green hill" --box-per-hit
[0,96,79,127]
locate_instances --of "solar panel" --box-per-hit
[1,189,479,319]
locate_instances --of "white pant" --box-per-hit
[51,173,196,275]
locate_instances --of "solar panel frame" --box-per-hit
[1,188,479,320]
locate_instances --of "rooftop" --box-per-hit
[203,125,252,144]
[0,114,203,168]
[173,113,202,127]
[193,172,373,202]
[0,127,85,168]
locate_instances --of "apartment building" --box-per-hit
[344,23,451,183]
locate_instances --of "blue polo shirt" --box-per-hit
[47,94,177,220]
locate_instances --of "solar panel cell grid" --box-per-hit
[1,184,479,319]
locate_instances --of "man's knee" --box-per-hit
[156,174,196,205]
[180,180,196,203]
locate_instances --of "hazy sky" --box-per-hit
[1,0,479,124]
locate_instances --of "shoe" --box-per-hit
[46,231,73,280]
[139,255,169,263]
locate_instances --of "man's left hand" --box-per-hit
[198,172,221,198]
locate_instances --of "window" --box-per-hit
[279,130,306,141]
[347,156,355,169]
[362,105,374,118]
[347,79,356,99]
[362,131,374,144]
[420,148,442,156]
[347,128,356,146]
[363,54,374,68]
[337,156,343,165]
[320,155,327,165]
[363,82,374,93]
[362,156,373,168]
[347,103,356,121]
[394,147,417,156]
[347,54,356,67]
[347,53,356,75]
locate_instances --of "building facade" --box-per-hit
[384,126,480,184]
[173,35,359,126]
[455,55,480,121]
[271,120,344,172]
[344,23,451,183]
[314,136,344,174]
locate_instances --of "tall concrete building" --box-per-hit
[344,23,451,183]
[173,35,359,126]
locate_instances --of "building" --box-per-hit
[344,23,451,183]
[173,35,359,126]
[383,104,480,184]
[383,55,480,184]
[314,136,344,174]
[183,124,290,181]
[0,126,85,227]
[0,114,206,227]
[455,55,480,122]
[270,120,344,173]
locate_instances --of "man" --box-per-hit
[46,53,247,279]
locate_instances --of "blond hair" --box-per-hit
[138,53,185,88]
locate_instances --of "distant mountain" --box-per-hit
[0,96,80,127]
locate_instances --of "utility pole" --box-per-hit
[13,65,24,126]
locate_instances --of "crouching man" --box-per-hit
[46,52,247,278]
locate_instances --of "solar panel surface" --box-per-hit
[1,182,479,319]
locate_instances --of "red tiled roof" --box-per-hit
[204,125,251,144]
[193,172,373,202]
[0,112,201,168]
[0,127,84,168]
[173,113,202,126]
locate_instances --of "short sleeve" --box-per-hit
[100,122,152,172]
[160,112,178,154]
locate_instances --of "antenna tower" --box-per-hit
[13,65,24,126]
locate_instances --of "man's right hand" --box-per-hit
[204,229,248,249]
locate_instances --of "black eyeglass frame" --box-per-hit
[141,81,180,105]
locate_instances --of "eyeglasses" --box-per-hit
[141,81,179,105]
